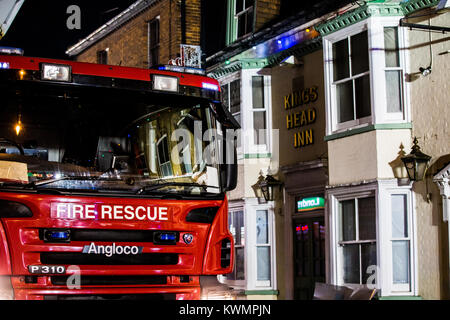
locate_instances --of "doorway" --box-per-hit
[293,216,325,299]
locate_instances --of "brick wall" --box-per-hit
[75,0,201,68]
[255,0,281,32]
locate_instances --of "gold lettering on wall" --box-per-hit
[284,86,319,149]
[284,86,318,110]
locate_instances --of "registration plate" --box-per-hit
[28,265,66,274]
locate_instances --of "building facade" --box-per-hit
[66,0,450,300]
[66,0,201,68]
[207,0,449,300]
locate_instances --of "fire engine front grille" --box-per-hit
[43,293,176,300]
[40,252,179,265]
[39,228,179,245]
[50,275,167,286]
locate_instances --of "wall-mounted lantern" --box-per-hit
[401,137,431,181]
[253,173,283,202]
[251,171,265,202]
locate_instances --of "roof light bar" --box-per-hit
[157,65,205,75]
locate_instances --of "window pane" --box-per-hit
[228,246,245,281]
[392,240,410,284]
[246,9,254,34]
[351,31,369,75]
[236,0,243,13]
[252,76,264,109]
[333,38,349,81]
[149,20,159,47]
[150,47,159,66]
[354,75,371,119]
[253,111,266,144]
[358,196,376,240]
[222,83,229,109]
[256,210,268,244]
[336,81,354,123]
[385,70,402,113]
[233,113,241,126]
[392,195,408,238]
[342,244,360,284]
[340,199,356,241]
[230,79,241,114]
[384,27,399,67]
[230,210,244,246]
[237,14,246,38]
[361,242,377,284]
[236,247,245,280]
[245,0,254,9]
[257,246,271,281]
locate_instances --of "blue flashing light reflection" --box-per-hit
[160,233,176,241]
[49,231,70,239]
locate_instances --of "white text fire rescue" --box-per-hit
[51,202,170,221]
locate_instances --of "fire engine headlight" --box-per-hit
[41,63,72,82]
[152,75,178,92]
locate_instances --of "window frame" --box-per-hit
[148,17,160,68]
[234,0,254,39]
[219,72,243,156]
[220,203,246,287]
[323,17,410,136]
[97,49,108,65]
[246,199,277,291]
[335,192,377,286]
[241,69,271,155]
[377,180,416,296]
[328,180,417,297]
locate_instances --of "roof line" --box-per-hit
[65,0,159,57]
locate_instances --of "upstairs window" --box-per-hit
[384,27,403,114]
[324,18,408,136]
[252,76,267,145]
[332,30,371,128]
[235,0,254,38]
[148,18,160,67]
[97,49,108,65]
[222,78,241,125]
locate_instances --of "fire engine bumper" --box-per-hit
[10,275,200,300]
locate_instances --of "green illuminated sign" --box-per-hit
[297,197,325,212]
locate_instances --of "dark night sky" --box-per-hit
[0,0,139,59]
[0,0,228,60]
[1,1,351,60]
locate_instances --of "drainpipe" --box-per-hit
[434,171,450,297]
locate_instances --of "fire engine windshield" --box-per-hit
[0,81,223,196]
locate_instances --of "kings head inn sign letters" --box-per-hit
[284,86,318,149]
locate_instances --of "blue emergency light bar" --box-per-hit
[43,230,71,242]
[159,233,176,241]
[157,65,205,75]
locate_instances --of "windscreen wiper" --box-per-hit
[135,182,219,195]
[29,175,118,188]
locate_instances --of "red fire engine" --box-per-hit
[0,51,239,300]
